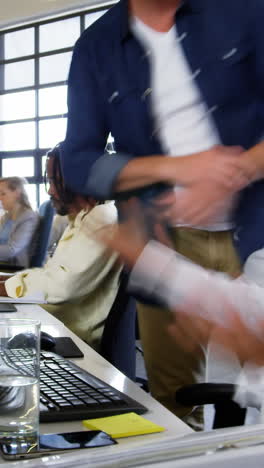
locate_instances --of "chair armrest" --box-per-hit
[176,383,247,429]
[175,383,239,406]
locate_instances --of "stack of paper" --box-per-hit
[0,291,46,304]
[14,424,264,468]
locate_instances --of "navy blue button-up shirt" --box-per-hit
[61,0,264,263]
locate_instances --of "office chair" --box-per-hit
[0,200,54,272]
[102,285,249,426]
[30,200,54,267]
[100,271,150,394]
[176,383,247,429]
[100,271,137,381]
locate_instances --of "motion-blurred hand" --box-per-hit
[99,198,171,267]
[156,181,236,226]
[154,145,257,226]
[175,145,252,189]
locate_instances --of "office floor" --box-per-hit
[136,341,259,431]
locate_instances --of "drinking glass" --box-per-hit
[0,319,40,445]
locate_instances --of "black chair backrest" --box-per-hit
[30,200,54,267]
[100,271,137,381]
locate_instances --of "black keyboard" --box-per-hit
[2,350,148,423]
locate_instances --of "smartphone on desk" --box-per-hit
[0,430,117,460]
[0,303,17,312]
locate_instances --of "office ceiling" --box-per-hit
[0,0,113,28]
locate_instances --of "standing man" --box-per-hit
[60,0,264,428]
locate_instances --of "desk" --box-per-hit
[0,304,193,466]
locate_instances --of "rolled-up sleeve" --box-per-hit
[60,33,136,200]
[84,153,134,200]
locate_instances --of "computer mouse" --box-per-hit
[7,332,36,349]
[40,331,56,351]
[7,331,56,351]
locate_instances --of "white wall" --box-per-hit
[0,0,116,29]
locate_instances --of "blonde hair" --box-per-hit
[0,177,32,211]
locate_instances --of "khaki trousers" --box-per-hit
[137,228,242,430]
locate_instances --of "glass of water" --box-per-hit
[0,319,40,446]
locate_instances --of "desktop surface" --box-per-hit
[0,304,193,466]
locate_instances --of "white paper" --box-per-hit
[6,425,264,468]
[0,291,46,304]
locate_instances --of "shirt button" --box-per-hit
[222,48,237,60]
[141,88,152,100]
[209,105,218,114]
[178,32,187,42]
[192,68,201,79]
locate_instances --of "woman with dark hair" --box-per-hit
[0,177,39,267]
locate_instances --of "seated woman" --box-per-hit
[0,177,39,267]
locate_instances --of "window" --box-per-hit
[39,17,80,53]
[0,122,36,151]
[2,60,35,90]
[4,28,34,60]
[0,4,115,207]
[2,157,34,177]
[0,90,35,120]
[85,10,107,28]
[39,52,72,85]
[39,118,67,148]
[38,86,67,117]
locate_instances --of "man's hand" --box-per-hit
[156,181,236,226]
[155,144,259,225]
[142,144,257,227]
[114,145,252,194]
[169,145,251,189]
[165,145,258,226]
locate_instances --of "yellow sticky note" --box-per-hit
[83,412,165,438]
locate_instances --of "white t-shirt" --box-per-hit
[131,17,234,231]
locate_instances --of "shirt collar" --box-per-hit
[119,0,205,43]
